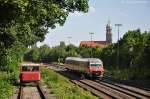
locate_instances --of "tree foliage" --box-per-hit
[24,42,80,63]
[24,29,150,70]
[0,0,89,47]
[24,28,150,82]
[100,29,150,69]
[0,0,89,71]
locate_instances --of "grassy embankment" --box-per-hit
[105,67,150,80]
[41,68,98,99]
[0,72,15,99]
[105,67,150,87]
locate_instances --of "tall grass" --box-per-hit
[41,68,98,99]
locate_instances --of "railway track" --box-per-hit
[71,79,150,99]
[98,79,150,98]
[18,82,47,99]
[45,64,150,99]
[104,76,150,91]
[71,79,117,99]
[71,79,134,99]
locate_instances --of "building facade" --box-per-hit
[80,21,112,47]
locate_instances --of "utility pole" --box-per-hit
[115,24,122,69]
[89,32,94,58]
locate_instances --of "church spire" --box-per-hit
[106,20,112,44]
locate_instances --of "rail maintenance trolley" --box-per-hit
[20,63,41,83]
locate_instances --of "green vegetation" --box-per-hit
[0,72,14,99]
[0,0,89,71]
[0,0,89,97]
[101,29,150,81]
[24,42,104,63]
[41,68,98,99]
[24,42,80,63]
[101,29,150,69]
[105,67,150,80]
[26,29,150,82]
[104,67,150,88]
[1,0,149,97]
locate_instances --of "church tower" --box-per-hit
[106,20,112,44]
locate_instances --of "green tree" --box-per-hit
[78,46,91,58]
[0,0,89,48]
[25,47,40,62]
[100,44,116,68]
[66,44,79,57]
[39,44,51,62]
[134,32,150,68]
[0,0,89,71]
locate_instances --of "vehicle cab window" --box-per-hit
[32,66,39,71]
[90,64,102,67]
[22,66,30,71]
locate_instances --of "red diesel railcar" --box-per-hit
[65,57,104,79]
[20,63,41,82]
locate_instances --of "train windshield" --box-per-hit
[31,66,39,71]
[22,66,30,71]
[90,64,102,67]
[22,66,39,71]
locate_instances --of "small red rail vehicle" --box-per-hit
[20,63,41,83]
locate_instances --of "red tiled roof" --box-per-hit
[80,41,107,47]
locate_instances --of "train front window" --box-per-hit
[31,66,39,71]
[22,66,30,71]
[90,64,101,67]
[22,66,39,71]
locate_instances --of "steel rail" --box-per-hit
[98,79,150,99]
[36,83,47,99]
[70,80,114,99]
[81,80,135,99]
[18,82,47,99]
[18,84,23,99]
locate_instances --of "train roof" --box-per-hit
[20,63,41,66]
[66,57,102,63]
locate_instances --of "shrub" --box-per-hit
[0,72,14,99]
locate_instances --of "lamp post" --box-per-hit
[115,24,122,69]
[89,32,94,58]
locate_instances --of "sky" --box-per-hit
[37,0,150,47]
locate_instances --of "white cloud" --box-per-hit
[69,6,96,17]
[69,11,84,17]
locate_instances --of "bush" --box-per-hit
[105,67,150,80]
[0,72,14,99]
